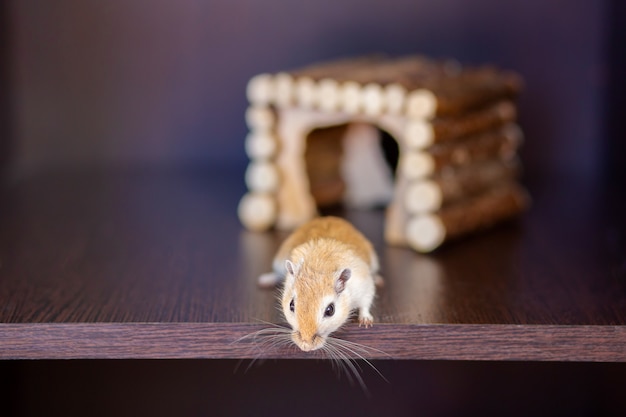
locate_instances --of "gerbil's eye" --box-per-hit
[289,299,295,313]
[324,303,335,318]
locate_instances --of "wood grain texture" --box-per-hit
[0,166,625,360]
[0,323,625,361]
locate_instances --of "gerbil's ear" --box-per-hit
[335,268,351,294]
[285,260,298,276]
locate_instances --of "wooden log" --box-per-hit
[274,108,320,230]
[384,174,411,246]
[361,83,385,116]
[305,149,343,177]
[404,100,517,149]
[316,78,341,112]
[295,77,317,109]
[307,55,434,86]
[430,100,517,143]
[398,64,522,117]
[383,83,407,115]
[285,54,387,82]
[245,161,280,193]
[406,182,529,252]
[404,119,434,149]
[277,55,522,117]
[340,81,362,114]
[400,151,436,180]
[376,55,442,84]
[433,69,523,116]
[404,158,521,213]
[309,178,346,208]
[405,89,438,119]
[249,56,521,120]
[385,206,407,245]
[400,124,523,179]
[274,72,295,108]
[245,106,275,131]
[305,124,347,153]
[305,124,347,207]
[237,192,277,232]
[404,181,442,214]
[245,130,278,160]
[246,73,274,105]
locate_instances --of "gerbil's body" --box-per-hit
[258,216,381,352]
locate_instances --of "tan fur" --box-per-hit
[274,216,378,273]
[263,216,381,352]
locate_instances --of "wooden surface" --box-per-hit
[0,165,625,360]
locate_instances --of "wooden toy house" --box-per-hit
[238,55,529,252]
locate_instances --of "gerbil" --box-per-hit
[258,216,382,352]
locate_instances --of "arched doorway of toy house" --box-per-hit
[304,123,399,214]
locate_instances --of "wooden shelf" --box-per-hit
[0,165,625,361]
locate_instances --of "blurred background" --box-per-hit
[1,0,623,183]
[1,1,625,416]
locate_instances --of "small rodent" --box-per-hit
[258,216,382,352]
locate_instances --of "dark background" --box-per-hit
[2,360,626,417]
[0,0,621,182]
[1,0,625,416]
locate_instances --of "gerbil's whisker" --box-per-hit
[321,341,369,394]
[250,317,289,328]
[326,336,389,384]
[330,336,392,360]
[232,321,294,374]
[232,325,289,344]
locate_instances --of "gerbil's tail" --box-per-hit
[258,272,283,288]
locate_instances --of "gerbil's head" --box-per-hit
[281,248,353,352]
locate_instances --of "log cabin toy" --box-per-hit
[238,55,530,252]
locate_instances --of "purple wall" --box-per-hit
[6,0,608,179]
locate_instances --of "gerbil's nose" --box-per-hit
[293,331,322,352]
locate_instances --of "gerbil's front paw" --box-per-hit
[358,314,373,328]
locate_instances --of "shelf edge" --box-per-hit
[1,323,624,362]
